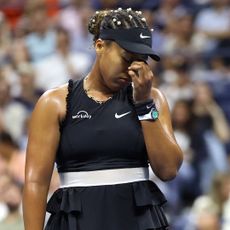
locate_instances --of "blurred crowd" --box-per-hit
[0,0,230,229]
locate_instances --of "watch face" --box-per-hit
[151,109,159,120]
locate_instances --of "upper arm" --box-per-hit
[25,87,67,185]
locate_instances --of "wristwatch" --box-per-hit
[138,107,159,121]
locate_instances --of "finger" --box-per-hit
[128,70,138,78]
[128,64,142,71]
[130,66,149,81]
[132,61,147,65]
[128,70,140,85]
[128,68,142,79]
[128,68,144,79]
[128,63,150,77]
[130,60,148,67]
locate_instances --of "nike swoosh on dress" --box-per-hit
[115,111,132,119]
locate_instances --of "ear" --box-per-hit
[95,39,105,55]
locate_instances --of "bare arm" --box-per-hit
[128,62,183,181]
[205,102,230,143]
[140,89,183,181]
[201,30,230,40]
[23,86,67,230]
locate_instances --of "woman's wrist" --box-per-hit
[134,99,154,116]
[134,99,159,121]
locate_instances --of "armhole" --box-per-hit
[59,79,73,132]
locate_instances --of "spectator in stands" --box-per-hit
[0,11,12,66]
[190,172,230,229]
[33,27,91,90]
[167,100,197,213]
[58,0,95,57]
[0,175,24,230]
[0,75,29,143]
[195,0,230,57]
[192,82,230,193]
[24,2,57,62]
[0,131,25,184]
[160,56,194,109]
[14,63,42,111]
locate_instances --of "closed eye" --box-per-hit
[122,56,133,64]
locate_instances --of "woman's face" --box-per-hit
[172,101,190,127]
[96,40,146,92]
[194,83,213,105]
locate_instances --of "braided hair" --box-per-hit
[88,8,148,42]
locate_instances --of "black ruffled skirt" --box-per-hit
[45,180,168,230]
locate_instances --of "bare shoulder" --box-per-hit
[40,83,68,101]
[34,83,68,122]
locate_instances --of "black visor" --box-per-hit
[100,28,160,61]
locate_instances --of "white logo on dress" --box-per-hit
[72,110,92,119]
[140,33,151,39]
[115,111,131,119]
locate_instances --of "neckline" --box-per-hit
[82,77,113,105]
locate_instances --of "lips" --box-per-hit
[118,74,132,83]
[119,77,130,82]
[117,78,132,87]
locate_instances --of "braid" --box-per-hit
[114,10,130,28]
[129,10,147,28]
[88,10,110,42]
[88,8,148,42]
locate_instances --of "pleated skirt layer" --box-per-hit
[45,180,169,230]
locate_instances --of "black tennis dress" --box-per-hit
[45,78,169,230]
